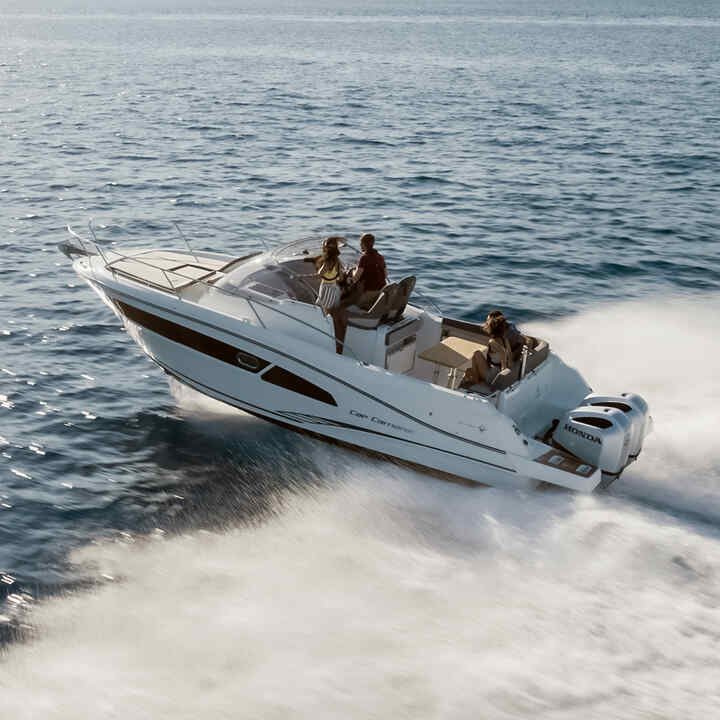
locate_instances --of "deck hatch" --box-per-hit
[115,300,269,372]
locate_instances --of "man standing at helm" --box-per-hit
[331,232,388,354]
[346,232,387,310]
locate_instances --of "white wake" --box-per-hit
[2,293,720,718]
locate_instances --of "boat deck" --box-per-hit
[106,250,233,291]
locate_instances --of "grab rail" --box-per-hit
[66,225,364,360]
[66,225,441,362]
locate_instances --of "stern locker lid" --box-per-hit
[554,405,632,475]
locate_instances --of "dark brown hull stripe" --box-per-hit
[99,283,505,455]
[116,300,337,407]
[116,300,270,372]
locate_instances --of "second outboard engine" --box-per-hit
[553,405,632,475]
[581,393,651,458]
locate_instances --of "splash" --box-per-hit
[2,464,720,718]
[2,294,720,718]
[168,376,256,419]
[527,292,720,518]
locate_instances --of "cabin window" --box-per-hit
[115,301,269,372]
[261,366,337,406]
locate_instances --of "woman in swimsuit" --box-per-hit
[460,314,513,387]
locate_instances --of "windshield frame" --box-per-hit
[270,237,361,265]
[215,259,318,304]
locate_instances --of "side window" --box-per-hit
[261,366,336,406]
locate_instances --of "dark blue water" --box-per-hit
[2,2,720,715]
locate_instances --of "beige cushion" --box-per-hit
[419,337,487,369]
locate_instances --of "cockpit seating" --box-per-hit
[345,274,416,335]
[464,367,513,396]
[345,290,392,329]
[463,340,550,395]
[385,276,416,322]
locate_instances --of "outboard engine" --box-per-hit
[553,406,632,475]
[552,393,652,478]
[581,393,651,458]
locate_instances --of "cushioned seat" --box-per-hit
[346,291,392,329]
[464,341,548,394]
[524,340,549,373]
[492,366,518,390]
[465,366,517,395]
[377,282,400,312]
[385,276,416,322]
[468,382,494,396]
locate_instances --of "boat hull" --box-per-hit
[74,256,606,493]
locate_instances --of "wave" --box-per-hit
[2,293,720,717]
[526,292,720,520]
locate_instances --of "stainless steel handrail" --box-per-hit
[68,226,211,297]
[103,247,185,295]
[70,233,358,357]
[412,288,443,316]
[68,228,444,362]
[199,282,364,360]
[173,222,199,263]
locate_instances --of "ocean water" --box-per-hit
[1,1,720,716]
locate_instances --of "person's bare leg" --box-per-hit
[470,350,490,383]
[331,309,347,354]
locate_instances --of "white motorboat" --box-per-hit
[60,226,652,493]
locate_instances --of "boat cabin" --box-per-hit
[187,240,551,401]
[103,239,550,404]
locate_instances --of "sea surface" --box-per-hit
[1,1,720,717]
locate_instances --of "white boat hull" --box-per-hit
[65,239,651,494]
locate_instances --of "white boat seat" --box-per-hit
[346,291,392,329]
[492,367,517,390]
[379,282,401,316]
[465,343,549,395]
[466,368,514,395]
[468,382,494,396]
[346,275,416,329]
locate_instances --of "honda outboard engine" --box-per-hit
[582,393,651,458]
[552,393,652,477]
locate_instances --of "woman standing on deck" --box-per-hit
[315,240,345,314]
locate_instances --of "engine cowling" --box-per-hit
[553,405,632,475]
[581,393,651,458]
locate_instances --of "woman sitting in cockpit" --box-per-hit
[459,313,513,388]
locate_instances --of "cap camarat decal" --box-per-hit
[564,423,602,445]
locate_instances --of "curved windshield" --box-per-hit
[271,237,361,266]
[215,261,318,303]
[215,240,361,304]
